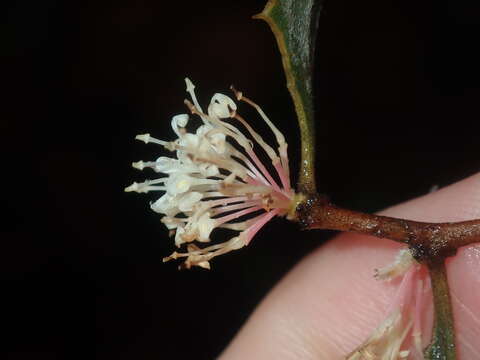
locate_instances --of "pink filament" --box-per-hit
[244,208,281,245]
[212,200,261,216]
[386,266,417,316]
[240,156,270,186]
[247,149,281,193]
[203,196,250,208]
[215,206,263,227]
[245,175,265,187]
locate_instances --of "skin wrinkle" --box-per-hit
[448,247,480,360]
[311,237,400,353]
[288,269,360,357]
[462,245,480,285]
[282,305,317,359]
[451,292,480,332]
[452,296,479,360]
[277,325,314,360]
[261,286,334,360]
[313,281,373,352]
[458,333,480,359]
[301,318,336,360]
[220,173,480,359]
[321,287,377,352]
[266,275,325,360]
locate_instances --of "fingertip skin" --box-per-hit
[447,245,480,359]
[221,174,480,359]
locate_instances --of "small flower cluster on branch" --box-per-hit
[125,79,294,269]
[348,249,428,359]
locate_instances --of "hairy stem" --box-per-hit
[296,194,480,261]
[424,259,456,359]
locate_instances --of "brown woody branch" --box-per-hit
[296,194,480,262]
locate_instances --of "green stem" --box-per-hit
[424,259,456,360]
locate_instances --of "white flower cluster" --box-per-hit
[125,78,294,269]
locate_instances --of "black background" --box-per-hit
[4,0,480,359]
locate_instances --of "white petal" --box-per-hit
[178,192,203,212]
[375,248,415,281]
[197,261,211,269]
[208,93,237,118]
[135,133,150,143]
[209,132,226,153]
[175,226,186,247]
[132,161,145,170]
[197,137,214,154]
[173,114,189,127]
[196,124,213,136]
[166,174,193,195]
[161,216,182,230]
[151,193,178,216]
[179,133,199,149]
[154,157,180,173]
[198,163,219,177]
[124,182,139,192]
[227,236,246,250]
[197,212,216,242]
[171,114,189,137]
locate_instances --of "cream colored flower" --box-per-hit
[347,309,412,360]
[125,78,295,269]
[348,249,427,359]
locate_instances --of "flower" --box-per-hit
[348,249,428,359]
[125,78,295,269]
[347,309,412,360]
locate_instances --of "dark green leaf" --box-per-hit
[255,0,323,193]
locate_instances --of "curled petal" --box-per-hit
[172,113,189,127]
[208,93,237,118]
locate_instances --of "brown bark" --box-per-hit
[296,194,480,262]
